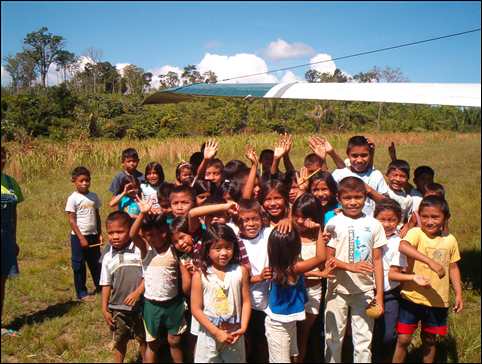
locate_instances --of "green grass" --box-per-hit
[1,131,480,362]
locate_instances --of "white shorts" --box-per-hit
[305,283,322,315]
[194,329,245,363]
[265,315,299,363]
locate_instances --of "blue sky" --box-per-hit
[1,1,480,86]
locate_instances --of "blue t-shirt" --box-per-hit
[119,196,140,216]
[265,276,307,322]
[323,204,340,225]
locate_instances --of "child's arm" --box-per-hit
[270,138,287,176]
[123,279,145,306]
[188,202,237,232]
[399,240,445,278]
[179,261,192,297]
[449,262,463,313]
[231,266,252,343]
[308,136,328,171]
[388,266,430,286]
[388,142,397,161]
[373,246,384,310]
[67,212,89,248]
[191,271,235,344]
[242,146,259,200]
[109,183,134,208]
[282,134,296,173]
[195,139,219,178]
[327,246,374,274]
[101,285,114,328]
[95,208,103,245]
[365,184,388,203]
[129,200,152,258]
[293,227,328,274]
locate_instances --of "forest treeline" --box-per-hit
[1,27,480,141]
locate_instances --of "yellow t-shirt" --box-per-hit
[400,227,460,308]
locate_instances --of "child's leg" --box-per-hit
[113,338,127,363]
[246,309,269,363]
[70,234,88,299]
[349,291,375,363]
[373,289,400,362]
[144,339,159,363]
[137,340,147,362]
[393,334,412,363]
[194,330,220,363]
[297,313,318,362]
[163,295,187,363]
[167,334,183,363]
[265,315,296,363]
[85,235,101,291]
[324,290,349,363]
[420,306,448,363]
[393,298,422,363]
[221,335,246,363]
[421,332,437,363]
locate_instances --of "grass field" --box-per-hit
[1,131,480,363]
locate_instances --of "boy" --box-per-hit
[109,148,145,208]
[169,185,195,219]
[65,166,102,302]
[385,160,413,231]
[100,211,146,363]
[324,176,386,363]
[331,135,389,217]
[410,166,435,213]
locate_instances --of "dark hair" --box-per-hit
[158,182,175,202]
[419,195,450,219]
[145,162,165,185]
[140,213,169,233]
[238,198,263,215]
[71,166,91,180]
[338,176,366,196]
[268,229,301,286]
[193,179,215,196]
[121,148,139,162]
[206,158,225,173]
[175,162,193,182]
[170,216,190,234]
[292,193,324,227]
[374,198,402,222]
[304,153,323,166]
[199,223,240,274]
[346,135,370,153]
[260,149,274,161]
[387,159,410,178]
[258,178,289,207]
[118,175,140,196]
[308,171,338,209]
[423,182,445,198]
[224,160,249,180]
[203,195,227,205]
[414,165,435,179]
[169,185,195,202]
[106,210,132,227]
[189,152,204,176]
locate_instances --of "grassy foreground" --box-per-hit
[1,131,480,363]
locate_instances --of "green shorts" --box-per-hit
[143,295,187,342]
[111,309,145,348]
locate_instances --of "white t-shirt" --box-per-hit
[410,188,423,213]
[142,246,179,301]
[331,167,389,217]
[65,191,101,235]
[382,234,407,292]
[239,226,272,311]
[326,213,387,294]
[140,183,160,208]
[387,188,413,224]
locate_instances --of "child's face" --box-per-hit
[292,211,314,234]
[347,145,370,173]
[73,174,91,194]
[387,168,409,192]
[142,226,169,250]
[289,180,299,204]
[338,190,366,218]
[170,192,194,217]
[310,180,332,207]
[260,153,274,171]
[375,209,400,236]
[172,231,193,253]
[146,171,160,186]
[205,166,222,186]
[238,210,262,239]
[205,211,228,226]
[179,167,193,185]
[414,173,434,192]
[305,162,322,175]
[122,157,139,174]
[195,192,210,206]
[159,199,172,215]
[419,206,446,237]
[263,189,286,219]
[106,220,131,250]
[126,184,139,198]
[209,239,234,268]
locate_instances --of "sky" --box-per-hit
[1,1,481,87]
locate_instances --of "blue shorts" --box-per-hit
[397,298,448,336]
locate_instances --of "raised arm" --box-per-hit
[129,198,152,257]
[270,137,286,176]
[109,183,134,208]
[322,137,346,170]
[196,139,219,178]
[293,225,329,274]
[282,134,296,173]
[242,145,259,200]
[188,201,238,233]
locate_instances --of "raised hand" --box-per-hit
[303,218,321,230]
[296,167,310,191]
[366,137,376,151]
[135,196,153,214]
[273,140,286,159]
[283,133,293,154]
[203,139,219,160]
[245,145,258,166]
[309,136,327,160]
[389,142,397,161]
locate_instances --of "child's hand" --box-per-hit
[123,182,136,195]
[226,200,240,216]
[123,291,141,306]
[389,142,397,161]
[322,137,334,153]
[303,218,320,230]
[321,257,337,278]
[230,328,246,344]
[296,167,309,191]
[320,231,332,244]
[215,329,235,344]
[309,136,327,160]
[366,137,375,150]
[204,139,219,160]
[428,261,445,279]
[261,267,273,281]
[453,295,463,313]
[245,145,258,166]
[273,140,286,159]
[350,261,374,274]
[79,237,89,249]
[275,218,292,234]
[413,275,431,287]
[135,196,153,214]
[283,133,293,154]
[183,260,196,274]
[102,310,114,328]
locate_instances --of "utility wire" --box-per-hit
[172,27,480,91]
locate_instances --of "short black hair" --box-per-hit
[206,158,224,172]
[71,166,91,180]
[106,210,132,227]
[140,213,169,232]
[169,185,194,202]
[260,149,274,161]
[158,182,175,201]
[424,182,445,198]
[193,179,215,196]
[419,195,450,219]
[338,176,366,196]
[292,193,323,226]
[304,153,323,166]
[121,148,139,162]
[387,159,410,178]
[224,160,249,180]
[346,135,370,153]
[374,198,402,222]
[414,165,435,179]
[189,152,203,175]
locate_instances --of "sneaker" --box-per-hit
[79,295,96,302]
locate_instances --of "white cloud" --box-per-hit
[265,39,314,60]
[198,53,278,83]
[1,66,12,86]
[280,70,302,83]
[309,53,337,75]
[147,65,183,89]
[115,63,131,77]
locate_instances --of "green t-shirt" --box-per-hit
[1,173,24,203]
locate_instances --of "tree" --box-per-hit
[122,64,146,95]
[159,71,180,89]
[55,50,77,82]
[3,52,37,93]
[181,64,203,85]
[83,47,103,93]
[305,68,349,83]
[203,70,218,84]
[23,27,67,87]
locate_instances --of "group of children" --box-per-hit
[65,134,463,363]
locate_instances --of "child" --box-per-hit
[259,149,275,181]
[324,176,386,363]
[191,224,252,362]
[308,171,340,225]
[109,148,144,208]
[65,166,102,302]
[265,227,335,363]
[175,162,194,187]
[304,153,324,174]
[130,200,191,363]
[269,133,296,180]
[193,179,215,206]
[158,182,174,216]
[423,182,445,198]
[308,135,347,171]
[100,211,146,363]
[393,196,463,364]
[385,160,413,230]
[331,135,389,217]
[409,165,435,213]
[205,159,225,189]
[109,176,141,218]
[141,162,165,214]
[170,185,195,218]
[258,178,290,226]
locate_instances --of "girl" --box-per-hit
[191,224,251,363]
[141,162,165,214]
[193,179,215,206]
[308,171,339,225]
[258,179,290,226]
[291,193,325,363]
[109,175,141,218]
[265,227,335,363]
[176,162,194,187]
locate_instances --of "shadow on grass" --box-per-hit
[406,334,458,363]
[459,249,481,293]
[5,300,82,331]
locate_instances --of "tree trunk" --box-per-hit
[376,102,383,130]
